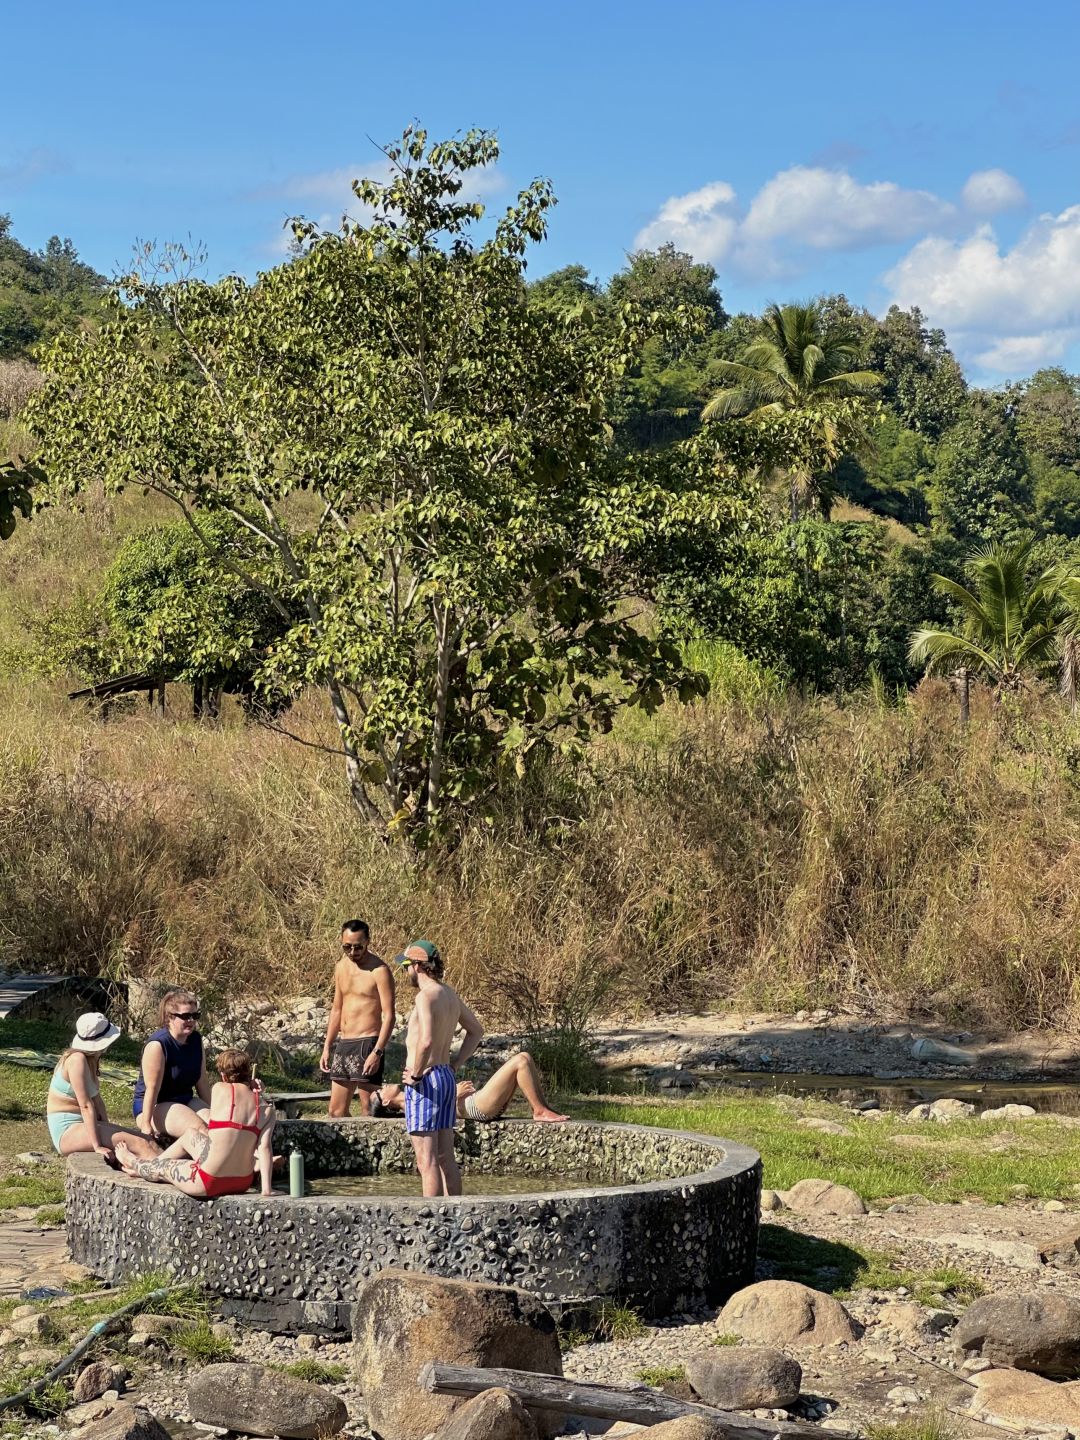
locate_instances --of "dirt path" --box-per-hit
[0,1217,68,1295]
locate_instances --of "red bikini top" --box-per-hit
[207,1083,261,1135]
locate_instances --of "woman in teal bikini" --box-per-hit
[46,1012,160,1163]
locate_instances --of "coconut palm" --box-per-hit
[702,302,883,518]
[1055,575,1080,709]
[907,541,1061,699]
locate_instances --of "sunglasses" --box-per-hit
[341,942,367,951]
[171,1011,201,1022]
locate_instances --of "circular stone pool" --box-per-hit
[66,1118,761,1334]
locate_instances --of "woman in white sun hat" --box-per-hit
[45,1012,161,1164]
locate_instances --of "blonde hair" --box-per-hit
[158,989,198,1027]
[56,1048,100,1080]
[215,1049,253,1085]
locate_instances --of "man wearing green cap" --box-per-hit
[395,939,484,1196]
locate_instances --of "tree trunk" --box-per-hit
[425,602,453,822]
[193,679,204,720]
[956,665,970,727]
[418,1363,848,1440]
[326,680,387,835]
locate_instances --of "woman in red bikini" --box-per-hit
[115,1049,275,1198]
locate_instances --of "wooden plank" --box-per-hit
[418,1362,853,1440]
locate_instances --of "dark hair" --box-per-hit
[216,1048,253,1085]
[341,919,370,938]
[414,948,445,982]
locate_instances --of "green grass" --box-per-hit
[592,1302,647,1342]
[173,1321,234,1363]
[866,1413,960,1440]
[34,1206,65,1227]
[0,1169,64,1211]
[636,1364,686,1387]
[757,1226,984,1302]
[277,1359,347,1384]
[711,1332,740,1346]
[574,1092,1080,1202]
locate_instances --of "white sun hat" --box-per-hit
[70,1012,121,1053]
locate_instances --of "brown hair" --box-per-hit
[413,951,445,981]
[158,989,198,1027]
[215,1049,253,1084]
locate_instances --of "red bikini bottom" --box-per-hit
[195,1167,255,1197]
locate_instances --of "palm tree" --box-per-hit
[702,302,883,518]
[908,542,1061,706]
[1054,575,1080,710]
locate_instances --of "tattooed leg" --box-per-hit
[117,1129,208,1182]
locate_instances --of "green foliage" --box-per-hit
[834,412,932,527]
[0,458,43,540]
[928,393,1031,543]
[0,216,107,360]
[909,540,1062,691]
[635,1364,686,1386]
[276,1359,347,1384]
[711,1332,740,1346]
[173,1320,234,1362]
[30,126,774,845]
[33,1205,65,1226]
[866,1417,959,1440]
[703,301,884,518]
[591,1301,646,1341]
[867,305,967,441]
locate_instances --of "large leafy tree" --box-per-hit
[702,301,883,518]
[908,541,1061,694]
[928,392,1031,544]
[0,216,106,359]
[27,127,768,845]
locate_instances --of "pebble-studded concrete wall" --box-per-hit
[66,1120,761,1334]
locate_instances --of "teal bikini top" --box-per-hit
[50,1061,98,1101]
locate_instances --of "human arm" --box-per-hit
[256,1099,277,1197]
[195,1044,212,1105]
[363,965,397,1077]
[69,1056,108,1156]
[402,995,433,1086]
[450,1000,484,1073]
[321,969,343,1072]
[137,1042,165,1136]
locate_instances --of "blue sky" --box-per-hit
[5,0,1080,382]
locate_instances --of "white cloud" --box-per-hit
[884,206,1080,373]
[634,180,739,264]
[634,165,954,279]
[961,168,1027,215]
[741,166,953,250]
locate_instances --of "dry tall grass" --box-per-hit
[3,674,1080,1030]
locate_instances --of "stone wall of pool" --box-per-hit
[65,1119,761,1334]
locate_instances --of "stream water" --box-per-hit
[304,1171,597,1198]
[699,1069,1080,1114]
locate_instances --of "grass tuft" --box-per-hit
[867,1411,960,1440]
[276,1359,347,1384]
[592,1301,647,1342]
[173,1321,234,1363]
[711,1332,741,1346]
[635,1364,686,1387]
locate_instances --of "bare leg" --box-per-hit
[355,1084,375,1117]
[436,1127,461,1196]
[58,1121,161,1161]
[115,1129,209,1194]
[473,1052,569,1124]
[409,1132,444,1197]
[328,1081,355,1118]
[151,1101,209,1138]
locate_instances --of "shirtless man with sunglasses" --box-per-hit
[320,919,395,1117]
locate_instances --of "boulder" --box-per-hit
[928,1098,976,1122]
[759,1189,785,1212]
[783,1179,867,1217]
[11,1313,52,1338]
[73,1360,124,1403]
[876,1302,953,1342]
[77,1401,170,1440]
[954,1293,1080,1377]
[628,1421,727,1440]
[435,1387,539,1440]
[719,1281,861,1346]
[353,1269,561,1440]
[969,1368,1080,1429]
[686,1346,801,1409]
[1039,1226,1080,1269]
[980,1104,1036,1123]
[187,1362,347,1438]
[795,1119,852,1137]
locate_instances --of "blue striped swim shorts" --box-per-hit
[404,1064,457,1134]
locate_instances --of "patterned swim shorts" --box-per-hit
[404,1064,457,1134]
[326,1036,384,1086]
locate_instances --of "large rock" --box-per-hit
[719,1281,860,1346]
[783,1179,867,1217]
[686,1346,801,1408]
[954,1293,1080,1377]
[73,1360,124,1403]
[78,1402,170,1440]
[1039,1226,1080,1269]
[629,1421,727,1440]
[969,1368,1080,1428]
[187,1362,347,1438]
[981,1104,1036,1123]
[435,1387,539,1440]
[928,1098,976,1122]
[353,1270,562,1440]
[876,1302,953,1342]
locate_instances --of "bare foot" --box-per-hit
[113,1139,141,1176]
[533,1109,570,1123]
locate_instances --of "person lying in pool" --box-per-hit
[46,1012,161,1164]
[373,1050,569,1125]
[115,1048,276,1197]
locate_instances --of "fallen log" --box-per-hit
[418,1362,854,1439]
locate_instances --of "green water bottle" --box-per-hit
[289,1149,305,1198]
